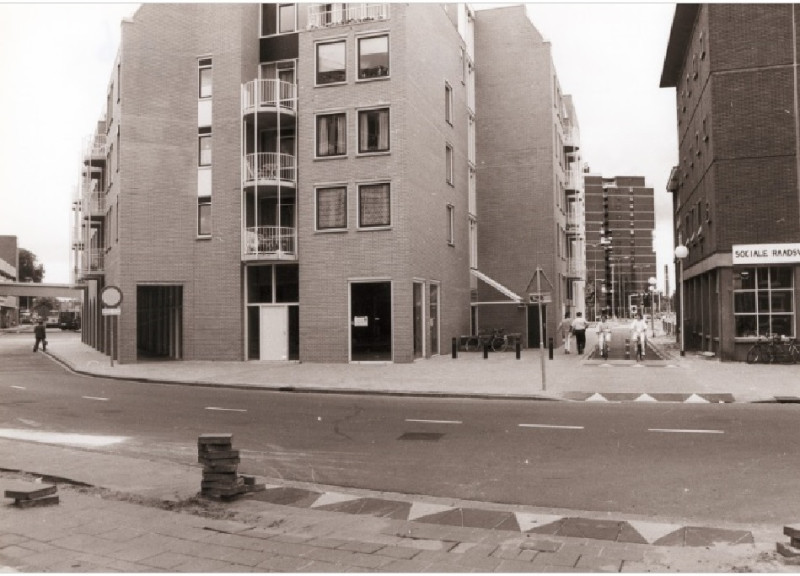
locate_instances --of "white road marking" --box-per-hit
[648,428,724,434]
[205,407,247,412]
[0,428,127,447]
[405,419,462,425]
[518,423,584,430]
[10,386,26,390]
[82,396,109,401]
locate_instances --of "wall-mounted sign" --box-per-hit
[733,243,800,265]
[354,316,369,327]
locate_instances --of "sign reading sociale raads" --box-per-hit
[732,243,800,265]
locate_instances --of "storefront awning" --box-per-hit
[470,269,522,304]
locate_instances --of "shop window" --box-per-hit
[734,267,795,338]
[316,186,347,230]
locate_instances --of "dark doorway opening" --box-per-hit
[137,285,183,360]
[351,282,392,361]
[527,304,547,348]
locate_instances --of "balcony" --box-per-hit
[79,250,104,276]
[243,226,297,261]
[566,258,586,280]
[242,79,297,119]
[82,181,105,217]
[243,153,296,187]
[566,211,583,235]
[308,3,389,29]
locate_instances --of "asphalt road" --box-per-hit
[1,331,799,528]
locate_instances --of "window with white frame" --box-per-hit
[316,186,347,230]
[261,3,296,36]
[198,58,212,98]
[198,127,212,166]
[445,144,454,185]
[446,204,455,245]
[316,113,346,157]
[445,82,453,125]
[358,183,390,228]
[734,267,795,338]
[358,34,389,79]
[198,197,211,236]
[316,40,346,85]
[358,108,389,153]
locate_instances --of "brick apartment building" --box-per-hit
[473,5,585,348]
[72,3,584,364]
[584,175,656,321]
[0,236,18,328]
[661,4,800,360]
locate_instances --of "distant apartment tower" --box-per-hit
[72,3,583,363]
[473,5,585,348]
[661,4,800,360]
[584,175,655,319]
[0,235,18,328]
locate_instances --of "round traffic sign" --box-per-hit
[100,285,123,307]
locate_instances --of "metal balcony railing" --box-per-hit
[567,259,586,279]
[82,181,105,216]
[242,79,296,114]
[244,153,296,185]
[308,3,389,28]
[80,250,104,275]
[85,133,107,160]
[243,226,297,259]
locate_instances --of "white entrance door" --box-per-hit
[260,306,288,360]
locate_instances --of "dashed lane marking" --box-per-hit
[10,386,26,390]
[205,407,247,412]
[648,428,724,434]
[518,423,584,430]
[82,396,109,401]
[405,419,462,425]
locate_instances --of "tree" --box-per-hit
[18,248,45,283]
[32,297,59,320]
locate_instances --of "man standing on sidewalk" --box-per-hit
[559,312,572,354]
[571,312,588,355]
[33,320,47,352]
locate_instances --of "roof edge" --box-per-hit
[660,4,700,88]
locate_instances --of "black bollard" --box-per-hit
[625,338,630,360]
[452,337,458,359]
[548,337,554,360]
[515,340,521,359]
[483,343,489,359]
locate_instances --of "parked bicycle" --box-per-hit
[463,329,511,352]
[745,333,800,364]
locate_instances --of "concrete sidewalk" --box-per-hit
[0,439,794,573]
[38,325,800,404]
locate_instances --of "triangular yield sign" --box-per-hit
[634,393,657,402]
[685,393,710,403]
[586,393,608,402]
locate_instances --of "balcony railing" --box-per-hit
[82,181,105,216]
[244,226,297,259]
[85,133,107,160]
[308,3,389,29]
[80,251,104,275]
[242,79,296,115]
[566,211,583,233]
[244,153,296,185]
[567,259,585,279]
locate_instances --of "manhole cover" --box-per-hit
[398,432,444,441]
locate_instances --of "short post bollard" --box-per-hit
[452,337,458,359]
[515,340,521,359]
[625,338,630,360]
[548,337,554,360]
[483,343,489,359]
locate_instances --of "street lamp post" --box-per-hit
[648,276,657,338]
[674,245,689,356]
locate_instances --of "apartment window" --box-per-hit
[358,183,390,228]
[198,58,212,98]
[445,144,454,185]
[198,198,211,236]
[116,64,121,103]
[116,126,120,172]
[316,186,347,230]
[316,40,346,85]
[261,3,295,35]
[734,267,794,338]
[198,127,212,166]
[278,4,296,33]
[446,205,455,245]
[357,34,389,79]
[316,113,346,157]
[358,108,389,153]
[445,83,453,125]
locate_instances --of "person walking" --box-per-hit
[33,320,47,352]
[571,312,588,355]
[559,312,573,354]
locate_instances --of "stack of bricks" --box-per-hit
[778,524,800,565]
[198,433,264,500]
[4,481,59,508]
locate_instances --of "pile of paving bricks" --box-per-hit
[4,481,59,508]
[198,433,264,500]
[778,524,800,565]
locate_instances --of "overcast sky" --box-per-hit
[0,2,678,293]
